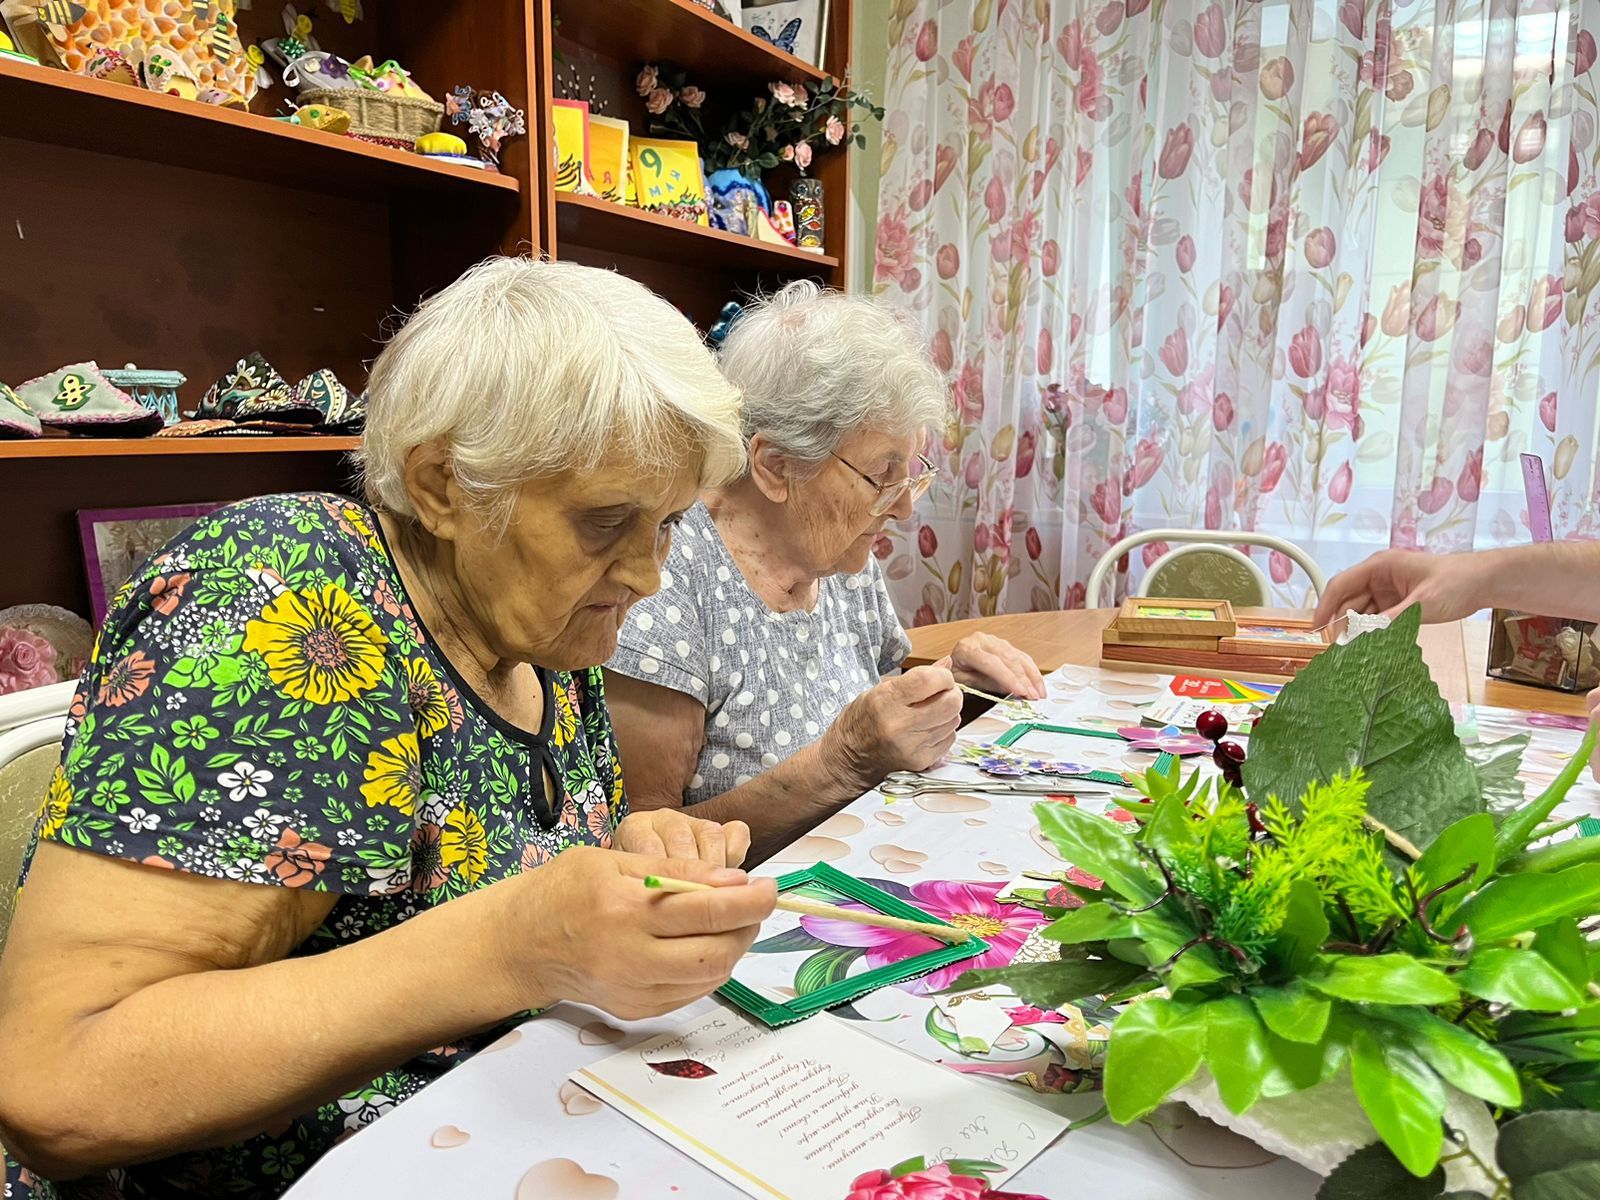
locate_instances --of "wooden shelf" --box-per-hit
[553,0,829,88]
[0,58,520,200]
[556,191,839,273]
[0,436,361,460]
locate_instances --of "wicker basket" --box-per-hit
[299,88,442,147]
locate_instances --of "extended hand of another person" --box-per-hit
[823,665,964,787]
[949,632,1046,700]
[614,809,751,868]
[1313,549,1489,627]
[502,847,776,1021]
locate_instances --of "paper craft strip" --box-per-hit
[991,721,1175,781]
[719,862,987,1027]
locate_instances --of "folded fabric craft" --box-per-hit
[153,419,276,438]
[294,369,366,430]
[0,383,41,439]
[197,353,321,423]
[15,362,163,436]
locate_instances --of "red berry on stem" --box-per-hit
[1216,739,1247,764]
[1196,710,1229,741]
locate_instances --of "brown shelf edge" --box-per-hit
[554,191,840,270]
[0,436,362,460]
[0,58,520,195]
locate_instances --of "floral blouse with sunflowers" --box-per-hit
[7,492,626,1200]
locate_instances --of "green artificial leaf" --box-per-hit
[1032,801,1162,903]
[1204,995,1271,1115]
[794,946,860,995]
[1454,864,1600,941]
[1141,790,1198,860]
[1534,919,1592,992]
[1242,607,1483,851]
[1041,902,1139,945]
[1252,981,1332,1044]
[1497,1110,1600,1182]
[1520,1163,1600,1200]
[1496,1006,1600,1064]
[1454,947,1586,1011]
[1373,1007,1521,1107]
[1267,879,1332,975]
[1505,833,1600,876]
[1316,1142,1446,1200]
[1414,813,1496,916]
[1258,1023,1347,1097]
[1305,954,1459,1006]
[952,956,1144,1008]
[1349,1028,1447,1178]
[1464,733,1531,812]
[1494,727,1598,865]
[1103,996,1207,1123]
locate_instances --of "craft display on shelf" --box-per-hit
[586,113,630,202]
[0,383,42,440]
[790,176,824,250]
[13,362,163,437]
[629,135,709,225]
[1115,724,1215,756]
[0,603,92,691]
[705,167,771,236]
[743,0,829,66]
[100,364,186,426]
[1488,608,1600,692]
[444,85,524,168]
[550,96,596,193]
[0,26,40,64]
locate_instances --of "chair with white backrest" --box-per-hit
[0,682,74,955]
[1085,529,1326,609]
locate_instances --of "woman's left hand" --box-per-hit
[614,809,752,868]
[950,633,1047,700]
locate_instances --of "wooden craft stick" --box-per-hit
[956,682,1012,704]
[643,875,971,944]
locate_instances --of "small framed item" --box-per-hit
[78,503,223,623]
[1219,618,1335,660]
[720,863,986,1027]
[1116,597,1236,638]
[991,721,1175,781]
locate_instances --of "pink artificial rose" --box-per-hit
[793,141,814,170]
[770,81,806,108]
[826,115,847,145]
[636,65,659,96]
[679,85,706,108]
[726,131,750,149]
[1158,122,1194,178]
[645,87,674,114]
[0,626,60,694]
[1288,324,1323,378]
[915,19,939,62]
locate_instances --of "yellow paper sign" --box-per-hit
[587,115,630,203]
[552,98,595,195]
[629,136,708,225]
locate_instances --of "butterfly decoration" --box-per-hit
[749,15,801,53]
[646,1058,718,1080]
[1116,724,1215,756]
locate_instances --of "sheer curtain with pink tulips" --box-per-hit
[871,0,1600,625]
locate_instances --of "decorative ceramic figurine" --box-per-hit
[790,177,824,251]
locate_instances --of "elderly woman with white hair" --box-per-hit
[0,259,777,1199]
[607,283,1044,861]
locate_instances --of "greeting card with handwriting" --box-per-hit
[571,1010,1065,1200]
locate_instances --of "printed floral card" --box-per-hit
[571,1009,1066,1200]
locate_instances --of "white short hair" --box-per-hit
[358,257,745,527]
[717,281,950,469]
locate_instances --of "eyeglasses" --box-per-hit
[832,453,936,517]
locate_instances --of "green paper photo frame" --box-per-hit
[992,722,1176,782]
[718,862,989,1027]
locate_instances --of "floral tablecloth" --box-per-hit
[284,665,1598,1200]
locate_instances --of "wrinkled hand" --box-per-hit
[950,633,1046,700]
[614,809,751,868]
[1589,686,1599,783]
[824,665,963,788]
[501,847,776,1021]
[1313,549,1489,627]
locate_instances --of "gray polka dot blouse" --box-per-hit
[608,502,911,805]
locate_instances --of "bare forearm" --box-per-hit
[677,738,871,862]
[2,883,526,1176]
[1465,541,1600,621]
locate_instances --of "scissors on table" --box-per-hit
[878,772,1126,798]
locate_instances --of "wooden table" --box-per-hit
[906,609,1591,719]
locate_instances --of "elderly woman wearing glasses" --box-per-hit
[606,284,1044,860]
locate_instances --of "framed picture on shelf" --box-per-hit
[1115,596,1237,638]
[741,0,828,66]
[1219,618,1337,660]
[78,503,223,623]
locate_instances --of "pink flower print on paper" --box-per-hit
[845,1162,1051,1200]
[801,880,1048,995]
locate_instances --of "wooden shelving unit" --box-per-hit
[2,0,855,614]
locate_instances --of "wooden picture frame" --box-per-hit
[77,502,223,623]
[1219,618,1336,660]
[1115,597,1236,638]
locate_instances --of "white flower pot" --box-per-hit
[1169,1066,1504,1194]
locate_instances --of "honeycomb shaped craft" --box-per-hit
[45,0,259,107]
